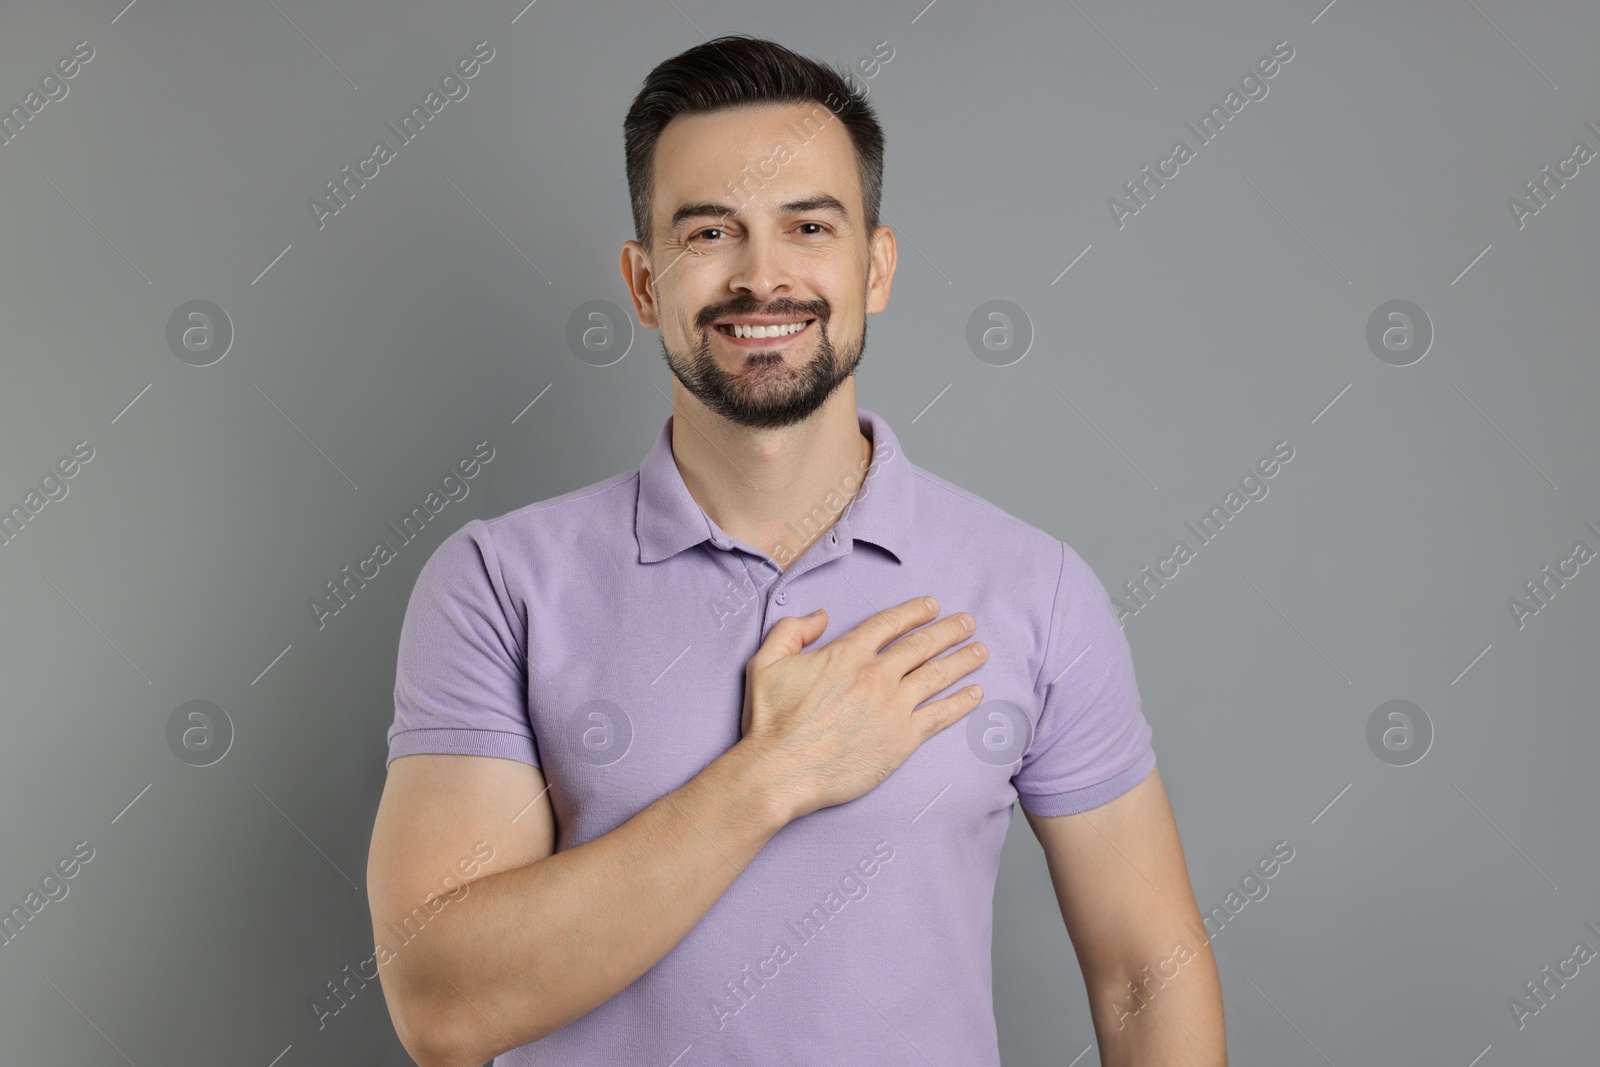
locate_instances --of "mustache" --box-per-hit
[695,298,829,329]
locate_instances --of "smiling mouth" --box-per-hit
[713,319,817,341]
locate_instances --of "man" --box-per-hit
[367,35,1226,1067]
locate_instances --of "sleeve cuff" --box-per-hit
[385,726,540,769]
[1015,747,1156,817]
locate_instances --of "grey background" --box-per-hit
[2,0,1596,1063]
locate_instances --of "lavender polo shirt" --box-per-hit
[386,406,1157,1066]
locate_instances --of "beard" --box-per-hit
[659,292,867,430]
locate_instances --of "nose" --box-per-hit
[726,226,794,304]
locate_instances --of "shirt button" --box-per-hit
[775,592,787,605]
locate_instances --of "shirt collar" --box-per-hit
[636,406,912,566]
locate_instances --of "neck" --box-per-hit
[668,386,873,570]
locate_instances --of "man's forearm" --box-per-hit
[1091,937,1228,1066]
[390,742,793,1067]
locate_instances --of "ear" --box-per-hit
[864,225,897,314]
[619,239,662,328]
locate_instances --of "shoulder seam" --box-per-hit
[481,468,639,529]
[466,517,527,665]
[908,467,1014,521]
[1032,539,1067,696]
[907,468,1060,546]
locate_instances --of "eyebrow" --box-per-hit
[668,195,851,233]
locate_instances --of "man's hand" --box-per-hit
[739,596,989,821]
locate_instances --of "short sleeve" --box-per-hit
[1011,539,1155,816]
[386,518,540,769]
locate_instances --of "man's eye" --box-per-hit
[798,222,827,235]
[691,228,725,242]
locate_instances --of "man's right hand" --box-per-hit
[738,596,987,822]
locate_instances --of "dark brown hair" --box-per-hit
[623,35,886,249]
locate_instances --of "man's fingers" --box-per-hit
[910,683,986,742]
[843,596,942,656]
[880,611,978,677]
[901,639,989,707]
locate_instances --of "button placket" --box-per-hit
[758,530,853,633]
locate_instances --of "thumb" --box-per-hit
[748,608,828,671]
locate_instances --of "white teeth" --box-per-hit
[728,320,807,338]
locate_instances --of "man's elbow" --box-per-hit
[1087,930,1211,1013]
[388,985,480,1067]
[387,992,449,1067]
[389,982,552,1067]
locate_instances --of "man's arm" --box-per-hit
[367,746,791,1067]
[368,597,988,1067]
[1022,768,1227,1066]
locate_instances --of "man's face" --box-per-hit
[621,102,896,430]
